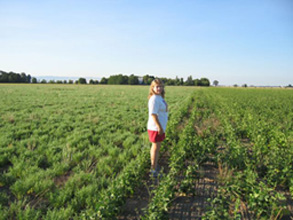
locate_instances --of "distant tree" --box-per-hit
[63,80,67,84]
[213,80,219,86]
[175,76,181,86]
[184,75,194,86]
[32,77,38,83]
[49,80,55,84]
[142,75,148,85]
[143,75,155,85]
[56,80,63,84]
[108,75,116,84]
[78,78,87,84]
[166,78,175,85]
[242,84,247,88]
[160,77,168,84]
[108,74,128,85]
[100,77,108,84]
[89,79,99,84]
[0,70,33,83]
[0,71,8,82]
[8,72,21,82]
[7,74,13,82]
[21,73,27,83]
[27,74,32,83]
[199,78,210,87]
[194,79,200,86]
[234,84,238,87]
[41,79,47,84]
[158,77,173,85]
[68,80,73,84]
[128,74,139,85]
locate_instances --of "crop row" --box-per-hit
[204,88,293,219]
[142,90,221,219]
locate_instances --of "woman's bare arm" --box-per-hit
[151,114,163,135]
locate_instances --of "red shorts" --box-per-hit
[148,130,166,143]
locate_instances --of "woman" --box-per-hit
[147,78,168,177]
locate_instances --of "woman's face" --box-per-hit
[153,84,163,95]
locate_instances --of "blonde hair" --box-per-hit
[148,78,165,99]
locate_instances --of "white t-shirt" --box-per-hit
[147,95,168,132]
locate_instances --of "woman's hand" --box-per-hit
[151,114,164,135]
[158,126,163,135]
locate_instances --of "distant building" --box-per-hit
[137,76,143,84]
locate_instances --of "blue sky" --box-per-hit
[1,0,292,86]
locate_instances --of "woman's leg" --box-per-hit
[150,142,161,170]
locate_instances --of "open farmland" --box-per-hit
[0,85,292,219]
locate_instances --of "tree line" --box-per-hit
[0,70,211,86]
[89,74,211,86]
[0,71,32,83]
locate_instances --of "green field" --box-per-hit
[0,85,292,219]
